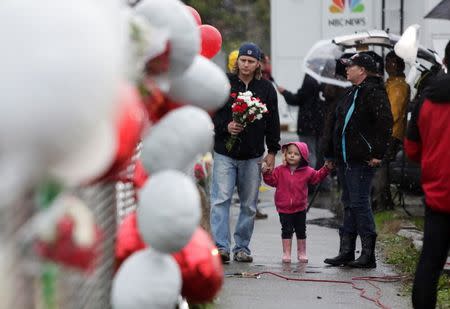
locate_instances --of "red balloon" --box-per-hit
[199,25,222,59]
[133,159,149,189]
[186,6,202,26]
[143,91,183,124]
[97,84,148,182]
[115,212,146,269]
[173,228,224,303]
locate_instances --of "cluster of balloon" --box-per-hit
[172,227,223,304]
[111,0,229,307]
[115,213,223,304]
[0,0,125,208]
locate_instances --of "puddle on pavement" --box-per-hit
[306,191,343,229]
[306,217,341,229]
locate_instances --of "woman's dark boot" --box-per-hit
[324,232,357,266]
[347,235,377,268]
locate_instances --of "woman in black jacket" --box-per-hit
[323,53,393,269]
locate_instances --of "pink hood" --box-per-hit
[282,142,310,164]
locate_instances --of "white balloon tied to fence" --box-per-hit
[141,106,214,173]
[134,0,200,79]
[112,249,182,309]
[137,170,201,254]
[168,55,231,110]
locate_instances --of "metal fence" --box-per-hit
[0,145,141,309]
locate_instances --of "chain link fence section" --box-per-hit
[1,183,120,309]
[0,143,145,308]
[116,142,141,224]
[0,195,37,309]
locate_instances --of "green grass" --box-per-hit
[411,216,424,231]
[374,211,450,308]
[374,210,398,228]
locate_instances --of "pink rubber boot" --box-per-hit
[297,239,308,263]
[282,239,292,263]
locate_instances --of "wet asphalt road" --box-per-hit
[215,196,411,309]
[214,132,412,309]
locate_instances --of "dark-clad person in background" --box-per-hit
[277,74,324,170]
[372,51,410,210]
[323,53,393,269]
[406,40,450,309]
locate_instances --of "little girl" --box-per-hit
[262,142,333,263]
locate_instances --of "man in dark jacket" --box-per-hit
[406,40,450,309]
[210,42,281,263]
[277,74,324,169]
[323,53,393,268]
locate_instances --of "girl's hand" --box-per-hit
[261,162,269,173]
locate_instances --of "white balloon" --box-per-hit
[112,249,181,309]
[168,55,231,110]
[137,170,200,253]
[49,119,117,186]
[0,0,123,165]
[394,24,420,64]
[134,0,200,78]
[141,106,213,173]
[122,8,169,82]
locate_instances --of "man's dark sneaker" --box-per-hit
[218,249,230,263]
[255,209,268,219]
[233,251,253,263]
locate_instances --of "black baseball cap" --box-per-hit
[340,52,377,73]
[238,42,261,61]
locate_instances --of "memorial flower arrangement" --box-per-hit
[225,91,268,152]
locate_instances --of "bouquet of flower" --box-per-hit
[193,152,213,190]
[226,91,268,152]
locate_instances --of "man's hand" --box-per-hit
[324,160,335,170]
[367,158,382,167]
[227,121,244,135]
[262,153,276,172]
[277,86,285,93]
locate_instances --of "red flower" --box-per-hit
[230,92,237,99]
[194,163,206,181]
[232,103,247,114]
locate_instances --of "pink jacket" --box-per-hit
[263,142,329,214]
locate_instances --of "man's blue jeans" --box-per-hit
[210,152,262,255]
[337,163,377,237]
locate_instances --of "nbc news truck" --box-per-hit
[271,0,450,129]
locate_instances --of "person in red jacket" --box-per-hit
[262,142,333,263]
[404,40,450,309]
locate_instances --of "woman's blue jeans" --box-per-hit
[337,163,377,237]
[210,152,262,255]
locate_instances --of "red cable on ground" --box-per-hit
[239,271,407,309]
